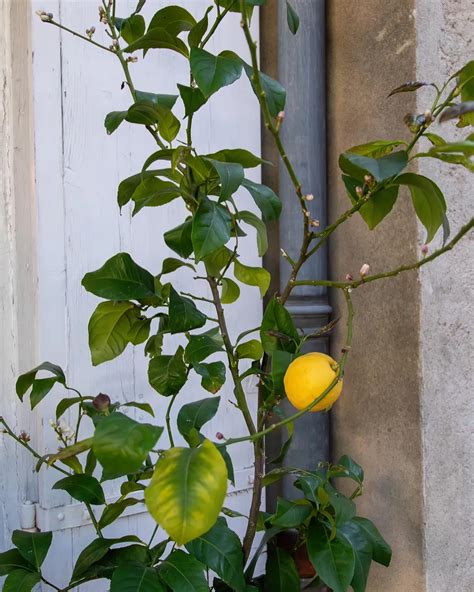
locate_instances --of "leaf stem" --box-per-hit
[165,394,178,447]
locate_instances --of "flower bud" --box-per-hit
[421,244,429,255]
[19,431,31,443]
[36,10,53,22]
[359,263,370,278]
[215,432,224,441]
[363,174,374,186]
[310,219,320,227]
[277,111,285,121]
[86,26,96,39]
[304,193,314,201]
[93,393,111,411]
[355,186,364,198]
[345,273,354,282]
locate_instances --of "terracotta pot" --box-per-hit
[276,530,316,579]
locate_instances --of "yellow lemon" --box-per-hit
[283,352,343,412]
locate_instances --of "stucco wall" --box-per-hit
[416,1,474,590]
[327,1,473,591]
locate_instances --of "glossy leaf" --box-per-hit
[82,253,155,300]
[234,260,270,297]
[159,550,208,592]
[331,455,365,484]
[124,28,189,57]
[177,397,220,440]
[117,169,171,208]
[347,139,406,158]
[337,522,373,592]
[93,412,163,480]
[56,396,86,421]
[145,440,228,545]
[135,90,178,110]
[387,80,430,97]
[192,198,232,261]
[203,246,233,277]
[325,484,356,524]
[148,6,196,36]
[99,498,142,529]
[111,563,165,592]
[242,179,282,221]
[0,550,31,576]
[456,60,474,126]
[394,173,447,242]
[352,517,392,567]
[186,519,246,592]
[221,278,240,304]
[286,1,300,34]
[3,570,40,592]
[169,287,207,334]
[242,62,286,118]
[205,149,267,169]
[264,547,299,592]
[339,150,408,182]
[235,339,263,360]
[161,257,195,276]
[148,346,187,396]
[270,498,312,528]
[343,175,399,230]
[105,111,127,134]
[53,474,105,505]
[307,520,355,592]
[164,219,194,258]
[194,362,226,394]
[185,329,224,365]
[131,177,181,215]
[178,83,208,117]
[237,210,268,256]
[188,7,212,47]
[12,530,52,569]
[16,362,65,409]
[260,298,299,354]
[116,14,145,44]
[190,47,243,98]
[205,158,244,200]
[88,301,138,366]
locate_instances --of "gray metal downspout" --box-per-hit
[262,0,329,505]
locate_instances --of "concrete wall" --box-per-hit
[327,1,473,591]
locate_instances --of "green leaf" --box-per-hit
[264,547,299,592]
[185,329,224,365]
[148,346,187,397]
[190,47,243,99]
[387,80,430,97]
[105,111,128,134]
[325,484,356,524]
[203,246,233,277]
[148,6,196,36]
[271,350,296,395]
[47,438,93,466]
[337,522,373,592]
[307,520,355,592]
[117,169,171,208]
[124,28,189,57]
[270,498,312,528]
[117,14,146,44]
[347,139,406,158]
[186,519,246,592]
[260,298,299,354]
[221,278,240,304]
[93,412,163,480]
[164,219,194,258]
[394,173,447,242]
[194,362,226,394]
[242,179,282,221]
[56,396,86,421]
[205,158,244,200]
[352,517,392,567]
[135,90,178,110]
[16,362,65,408]
[339,150,408,182]
[456,60,474,126]
[237,210,268,256]
[234,260,270,297]
[127,316,151,346]
[331,455,364,484]
[169,287,207,334]
[188,7,212,47]
[178,84,208,117]
[11,530,52,569]
[3,570,40,592]
[88,301,137,366]
[192,198,232,261]
[111,563,165,592]
[159,550,208,592]
[342,176,399,230]
[242,63,286,118]
[82,253,155,300]
[286,1,300,34]
[235,339,263,360]
[177,397,220,440]
[71,536,143,582]
[0,550,32,576]
[126,102,181,142]
[53,474,105,505]
[99,498,141,529]
[205,149,267,169]
[131,177,181,215]
[145,439,228,545]
[161,257,195,276]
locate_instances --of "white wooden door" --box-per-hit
[31,1,262,588]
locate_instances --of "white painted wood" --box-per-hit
[28,1,263,589]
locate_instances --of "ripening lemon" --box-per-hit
[283,352,343,412]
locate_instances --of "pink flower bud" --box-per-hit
[310,219,320,227]
[277,111,285,121]
[345,274,354,282]
[359,263,370,278]
[215,432,224,441]
[421,244,429,255]
[355,186,364,198]
[93,393,111,411]
[363,174,374,186]
[304,193,314,201]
